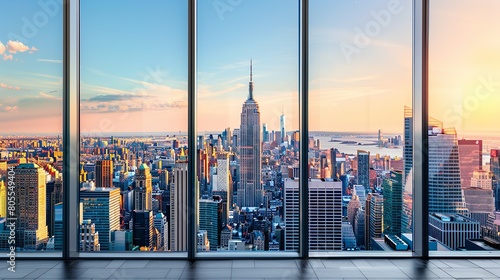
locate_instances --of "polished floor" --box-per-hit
[2,258,500,279]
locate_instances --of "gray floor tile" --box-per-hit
[0,268,37,279]
[145,260,188,269]
[358,267,410,279]
[233,260,255,268]
[182,268,232,279]
[353,259,397,268]
[165,268,184,279]
[321,259,357,268]
[105,260,126,268]
[14,260,61,269]
[192,260,233,268]
[37,268,88,279]
[467,259,499,268]
[297,259,325,268]
[255,259,299,268]
[67,260,111,268]
[77,267,117,279]
[232,268,301,278]
[399,267,440,279]
[484,268,500,277]
[314,267,366,278]
[441,267,497,278]
[439,259,479,268]
[110,268,170,279]
[119,260,150,268]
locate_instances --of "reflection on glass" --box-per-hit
[79,0,187,252]
[0,1,63,252]
[309,0,411,252]
[429,0,500,252]
[197,0,299,252]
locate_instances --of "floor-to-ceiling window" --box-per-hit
[428,0,500,255]
[0,0,63,256]
[79,0,188,254]
[196,0,300,254]
[308,0,413,256]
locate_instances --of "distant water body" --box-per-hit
[313,134,403,159]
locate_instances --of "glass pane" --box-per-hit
[0,0,63,253]
[80,0,187,252]
[197,0,299,252]
[429,0,500,254]
[309,0,412,254]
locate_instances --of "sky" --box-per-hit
[0,0,499,137]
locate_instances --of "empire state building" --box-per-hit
[238,60,262,207]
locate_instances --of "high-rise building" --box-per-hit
[80,187,121,251]
[170,160,188,251]
[95,160,113,188]
[262,123,269,143]
[280,109,286,144]
[284,179,342,251]
[458,139,482,189]
[382,170,403,236]
[132,210,154,250]
[347,194,361,229]
[357,150,370,190]
[369,193,384,248]
[330,148,338,180]
[428,123,468,215]
[463,170,494,227]
[239,60,262,207]
[489,149,500,211]
[354,208,365,248]
[134,163,152,211]
[0,180,5,218]
[403,106,412,187]
[428,213,480,250]
[14,163,48,250]
[154,213,168,251]
[199,197,221,251]
[80,220,100,251]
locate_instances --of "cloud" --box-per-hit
[7,41,31,53]
[37,59,62,64]
[38,92,61,100]
[0,82,20,90]
[87,94,141,102]
[0,42,5,55]
[4,106,18,113]
[3,54,13,61]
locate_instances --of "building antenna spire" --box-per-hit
[248,59,254,100]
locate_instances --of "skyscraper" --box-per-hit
[280,109,286,144]
[382,170,403,236]
[0,180,5,218]
[403,106,412,187]
[14,163,48,250]
[330,148,337,180]
[199,197,221,251]
[80,187,121,251]
[284,179,342,251]
[458,139,482,189]
[95,159,113,188]
[357,150,370,190]
[134,163,152,211]
[428,123,468,215]
[171,159,188,251]
[239,60,262,207]
[369,193,384,248]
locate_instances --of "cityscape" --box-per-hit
[2,61,500,254]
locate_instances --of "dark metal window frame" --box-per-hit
[11,0,475,260]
